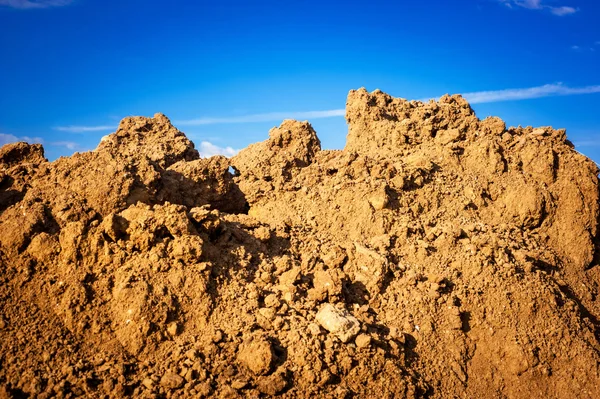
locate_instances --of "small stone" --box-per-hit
[253,226,271,242]
[316,303,360,343]
[185,349,198,360]
[231,379,248,390]
[195,381,212,396]
[184,369,194,382]
[213,329,224,343]
[355,334,372,349]
[258,307,276,321]
[310,268,342,301]
[141,378,154,389]
[279,268,301,285]
[308,323,321,336]
[257,372,287,395]
[264,293,280,308]
[167,322,179,336]
[237,337,274,375]
[436,128,462,145]
[368,187,389,211]
[160,372,184,390]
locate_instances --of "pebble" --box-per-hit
[231,379,248,390]
[308,323,321,336]
[160,372,184,390]
[213,329,224,343]
[141,378,154,389]
[316,303,360,343]
[237,337,274,375]
[185,349,198,360]
[167,322,179,337]
[257,372,287,395]
[264,293,280,308]
[355,334,372,349]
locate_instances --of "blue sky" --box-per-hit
[0,0,598,164]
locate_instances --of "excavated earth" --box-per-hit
[1,88,600,398]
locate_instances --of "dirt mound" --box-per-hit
[1,89,599,398]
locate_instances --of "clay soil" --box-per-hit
[1,88,599,398]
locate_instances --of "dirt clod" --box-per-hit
[237,336,275,376]
[160,371,184,390]
[355,333,372,349]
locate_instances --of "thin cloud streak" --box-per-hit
[550,6,577,16]
[499,0,578,16]
[51,140,80,150]
[0,133,20,147]
[0,133,43,146]
[574,139,600,148]
[175,109,346,126]
[419,83,600,103]
[455,83,600,104]
[55,83,600,132]
[0,0,73,9]
[54,125,117,133]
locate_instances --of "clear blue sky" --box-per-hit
[0,0,598,163]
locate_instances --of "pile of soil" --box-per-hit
[1,88,599,398]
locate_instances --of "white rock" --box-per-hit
[316,304,360,343]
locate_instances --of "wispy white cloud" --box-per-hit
[0,0,73,9]
[571,44,596,52]
[574,138,600,148]
[52,83,600,136]
[499,0,578,16]
[0,132,83,152]
[0,133,20,147]
[175,109,346,127]
[54,110,348,132]
[451,83,600,104]
[550,5,577,15]
[51,140,80,150]
[197,141,238,158]
[0,133,43,147]
[54,125,116,133]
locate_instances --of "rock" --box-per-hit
[264,293,280,308]
[436,128,462,145]
[141,378,154,389]
[348,243,389,295]
[308,323,322,336]
[185,348,198,360]
[310,268,343,301]
[279,268,301,285]
[355,334,372,349]
[213,329,224,343]
[316,304,361,343]
[160,372,184,390]
[167,322,179,336]
[368,186,389,210]
[231,379,248,390]
[257,372,288,396]
[237,336,275,375]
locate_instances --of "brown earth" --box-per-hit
[1,88,599,398]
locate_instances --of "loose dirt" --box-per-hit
[1,88,599,398]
